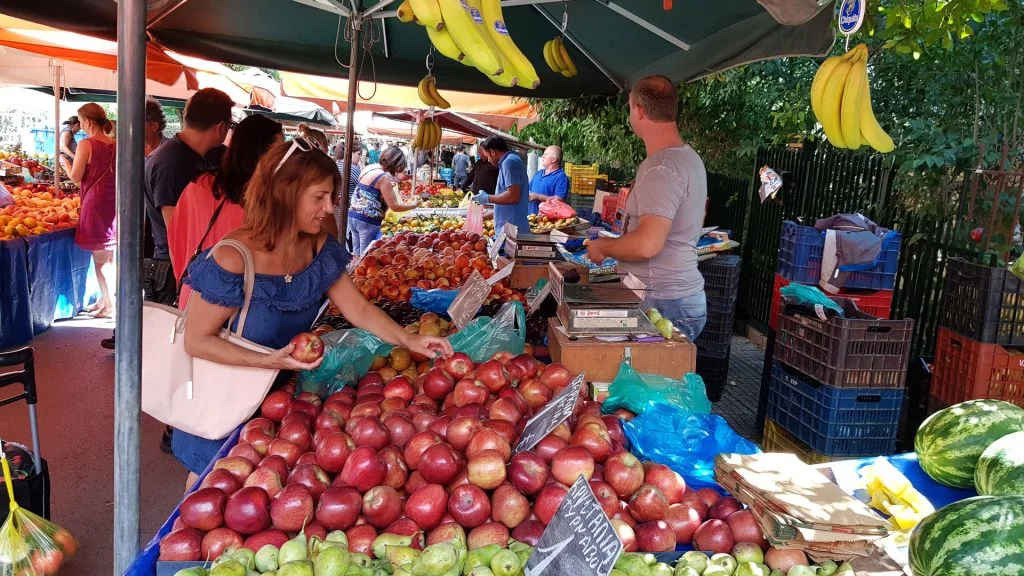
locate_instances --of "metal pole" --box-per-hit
[52,61,61,191]
[337,13,362,242]
[114,0,146,571]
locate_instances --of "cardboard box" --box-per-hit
[499,256,588,290]
[547,318,696,382]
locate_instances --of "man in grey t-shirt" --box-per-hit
[586,75,708,340]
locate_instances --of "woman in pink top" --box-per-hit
[169,115,283,307]
[68,103,117,318]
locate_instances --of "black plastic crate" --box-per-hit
[940,257,1024,346]
[697,352,729,402]
[899,356,933,451]
[696,310,736,354]
[700,255,741,301]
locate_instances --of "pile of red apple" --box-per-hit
[158,347,766,564]
[350,232,523,305]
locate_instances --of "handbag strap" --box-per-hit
[174,198,228,304]
[177,238,256,337]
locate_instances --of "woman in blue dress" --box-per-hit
[178,137,453,490]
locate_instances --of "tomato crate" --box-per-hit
[761,419,842,465]
[769,274,893,330]
[776,221,902,290]
[940,257,1024,346]
[931,326,1024,408]
[766,361,902,456]
[776,297,913,389]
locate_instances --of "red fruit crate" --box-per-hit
[931,326,1024,408]
[611,187,631,232]
[601,194,619,224]
[769,274,894,330]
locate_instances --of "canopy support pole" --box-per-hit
[593,0,690,50]
[51,61,61,191]
[337,13,362,242]
[113,0,146,571]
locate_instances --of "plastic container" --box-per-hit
[696,352,729,402]
[699,255,741,302]
[601,194,619,224]
[777,221,902,290]
[776,297,913,389]
[931,326,1024,408]
[761,419,842,464]
[767,361,902,456]
[769,274,894,330]
[571,175,597,196]
[939,257,1024,346]
[567,192,594,219]
[695,311,735,358]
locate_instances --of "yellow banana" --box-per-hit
[549,37,569,73]
[417,76,438,107]
[820,54,855,148]
[810,52,851,124]
[432,121,442,149]
[555,37,577,78]
[437,0,502,76]
[858,63,895,153]
[466,0,517,86]
[425,25,465,63]
[427,76,451,109]
[542,40,560,73]
[479,0,540,89]
[413,121,424,149]
[840,49,867,150]
[409,0,443,30]
[397,0,417,23]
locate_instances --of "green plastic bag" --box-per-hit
[298,328,393,397]
[600,362,711,416]
[447,301,526,363]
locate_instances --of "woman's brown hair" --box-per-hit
[77,103,112,134]
[241,140,341,251]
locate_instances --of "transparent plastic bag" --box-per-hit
[297,329,394,397]
[0,184,13,209]
[447,301,525,363]
[1,449,78,576]
[463,201,484,235]
[600,363,712,416]
[622,403,761,489]
[411,287,458,317]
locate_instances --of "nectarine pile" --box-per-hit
[0,183,79,240]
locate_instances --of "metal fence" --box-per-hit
[706,173,751,242]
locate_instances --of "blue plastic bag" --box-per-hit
[447,301,525,363]
[411,287,458,317]
[600,363,712,416]
[623,403,761,489]
[298,328,393,396]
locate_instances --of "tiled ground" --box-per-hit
[711,336,766,443]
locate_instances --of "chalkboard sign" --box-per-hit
[513,373,584,454]
[524,475,624,576]
[448,270,490,330]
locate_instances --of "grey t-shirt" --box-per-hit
[452,152,470,176]
[617,144,707,300]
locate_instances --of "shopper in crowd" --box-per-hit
[58,115,80,175]
[169,115,284,306]
[528,145,569,215]
[67,103,116,319]
[368,141,381,164]
[452,145,470,190]
[586,75,708,340]
[104,119,117,140]
[473,136,530,232]
[297,123,330,152]
[348,146,419,256]
[334,138,363,204]
[177,138,453,489]
[467,149,498,196]
[441,145,455,167]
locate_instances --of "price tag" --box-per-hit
[526,281,552,315]
[503,222,519,239]
[549,229,570,243]
[514,373,584,454]
[487,259,515,286]
[447,270,490,330]
[524,476,624,576]
[489,230,506,266]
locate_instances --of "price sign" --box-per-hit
[514,373,584,454]
[489,230,506,267]
[549,229,570,243]
[447,270,490,330]
[524,476,624,576]
[487,259,515,286]
[526,281,552,315]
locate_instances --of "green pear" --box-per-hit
[614,553,652,576]
[611,570,629,576]
[833,562,854,576]
[655,317,674,339]
[770,570,785,576]
[247,571,260,576]
[704,567,731,576]
[641,554,658,566]
[787,566,817,576]
[646,308,663,323]
[489,549,521,576]
[279,534,309,565]
[349,552,373,569]
[677,551,709,574]
[651,562,674,576]
[816,561,839,576]
[209,560,247,576]
[384,546,421,570]
[735,562,769,576]
[514,545,531,570]
[230,548,256,570]
[314,544,351,576]
[263,572,277,576]
[372,533,414,561]
[172,568,208,576]
[673,568,700,576]
[710,553,738,575]
[276,560,314,576]
[414,542,459,576]
[326,531,350,549]
[467,567,494,576]
[256,544,281,572]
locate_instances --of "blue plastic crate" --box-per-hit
[777,221,901,290]
[767,360,901,456]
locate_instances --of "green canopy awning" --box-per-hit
[1,0,836,97]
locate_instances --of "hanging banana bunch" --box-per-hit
[543,36,577,78]
[417,75,451,109]
[810,43,894,153]
[413,118,442,151]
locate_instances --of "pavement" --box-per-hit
[711,336,767,443]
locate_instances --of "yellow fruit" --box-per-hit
[555,37,577,78]
[549,37,569,73]
[427,77,451,109]
[425,25,466,63]
[408,0,443,30]
[479,0,540,89]
[858,69,895,153]
[397,0,417,23]
[810,55,846,124]
[436,0,502,76]
[418,76,438,107]
[542,40,560,73]
[820,57,854,148]
[840,51,867,150]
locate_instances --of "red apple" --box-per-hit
[384,375,415,402]
[362,486,402,528]
[295,452,319,467]
[519,380,553,409]
[509,452,549,495]
[447,484,491,528]
[428,415,453,439]
[664,503,703,545]
[404,431,442,470]
[267,439,303,467]
[727,509,768,550]
[290,332,324,362]
[476,360,509,392]
[404,483,448,531]
[696,487,722,508]
[644,463,686,505]
[611,519,637,552]
[286,463,331,501]
[570,423,612,463]
[315,411,344,435]
[604,452,645,498]
[316,486,362,530]
[511,519,545,546]
[467,450,507,490]
[243,529,289,552]
[488,398,523,424]
[538,364,571,391]
[304,523,328,543]
[296,391,322,407]
[382,413,416,449]
[201,527,243,560]
[159,528,203,561]
[491,483,530,529]
[213,456,255,485]
[708,496,742,521]
[270,484,314,532]
[629,485,669,523]
[442,352,473,380]
[765,547,809,572]
[315,432,355,474]
[179,488,226,531]
[258,455,290,484]
[201,468,242,496]
[287,399,321,420]
[419,443,462,485]
[533,484,568,525]
[550,423,572,442]
[679,489,709,519]
[380,397,408,414]
[551,446,595,485]
[244,467,284,499]
[350,416,391,451]
[413,411,439,432]
[338,447,386,492]
[588,480,620,518]
[349,402,383,421]
[405,471,428,495]
[484,419,518,447]
[693,519,734,554]
[224,487,272,535]
[428,522,467,547]
[509,354,540,379]
[534,435,568,463]
[446,417,482,451]
[346,524,378,557]
[260,391,292,422]
[635,520,675,552]
[602,416,627,448]
[423,367,455,400]
[359,372,385,388]
[468,522,510,550]
[386,517,423,541]
[453,379,489,407]
[466,429,511,461]
[379,446,410,490]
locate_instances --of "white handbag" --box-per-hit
[141,239,279,440]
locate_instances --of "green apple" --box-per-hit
[646,308,663,323]
[732,542,764,565]
[816,560,839,576]
[255,544,280,572]
[674,568,700,576]
[676,551,709,574]
[651,562,674,576]
[710,553,738,575]
[736,562,769,576]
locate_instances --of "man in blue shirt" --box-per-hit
[528,145,569,215]
[473,136,530,232]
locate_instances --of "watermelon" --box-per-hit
[915,399,1024,488]
[909,495,1024,576]
[976,430,1024,495]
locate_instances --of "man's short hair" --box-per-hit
[630,75,678,123]
[145,97,167,133]
[480,135,509,153]
[183,88,234,131]
[547,145,562,163]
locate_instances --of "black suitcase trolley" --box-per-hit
[0,347,51,519]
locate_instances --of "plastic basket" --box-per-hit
[568,192,595,217]
[696,310,735,357]
[696,352,729,402]
[777,221,901,290]
[571,176,597,195]
[776,297,913,388]
[939,257,1024,346]
[565,162,600,178]
[601,194,619,224]
[769,274,893,330]
[767,361,901,456]
[931,326,1024,408]
[700,255,742,302]
[761,419,843,464]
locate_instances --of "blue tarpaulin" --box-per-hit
[0,229,99,349]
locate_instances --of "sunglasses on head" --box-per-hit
[274,136,325,174]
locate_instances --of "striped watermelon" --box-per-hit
[915,399,1024,488]
[909,495,1024,576]
[976,431,1024,495]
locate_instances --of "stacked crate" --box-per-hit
[931,258,1024,409]
[696,255,741,402]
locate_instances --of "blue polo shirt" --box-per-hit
[494,151,531,232]
[528,168,569,215]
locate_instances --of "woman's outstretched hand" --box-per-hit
[262,343,324,371]
[402,333,454,361]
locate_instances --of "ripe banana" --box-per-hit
[819,52,856,148]
[432,121,442,149]
[425,25,466,64]
[397,0,417,23]
[554,37,577,78]
[417,76,437,107]
[479,0,540,89]
[840,49,867,150]
[413,121,425,149]
[437,0,502,76]
[427,76,451,109]
[465,0,517,87]
[542,40,560,74]
[409,0,443,30]
[810,50,852,123]
[859,73,895,153]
